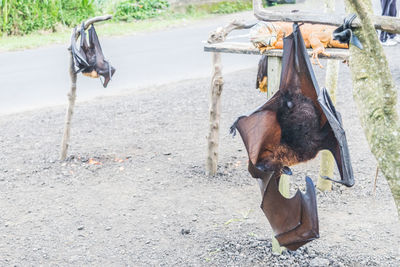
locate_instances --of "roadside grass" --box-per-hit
[0,1,253,52]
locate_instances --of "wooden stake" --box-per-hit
[266,57,282,99]
[373,166,379,197]
[206,52,223,175]
[266,56,289,254]
[60,49,77,160]
[205,20,255,175]
[317,0,340,192]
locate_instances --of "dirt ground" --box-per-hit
[1,48,400,265]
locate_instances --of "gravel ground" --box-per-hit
[0,50,399,265]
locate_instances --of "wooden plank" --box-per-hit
[204,42,350,60]
[253,0,400,34]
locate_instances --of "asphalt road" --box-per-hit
[0,0,389,114]
[0,12,261,114]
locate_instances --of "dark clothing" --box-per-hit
[380,0,397,42]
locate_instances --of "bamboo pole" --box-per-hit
[60,15,112,160]
[317,0,340,192]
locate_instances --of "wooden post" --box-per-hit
[317,0,340,191]
[266,57,282,99]
[60,15,112,160]
[206,52,223,175]
[205,20,255,175]
[60,49,77,160]
[266,56,288,254]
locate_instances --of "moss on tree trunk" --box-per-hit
[344,0,400,214]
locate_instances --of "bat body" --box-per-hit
[71,23,116,88]
[231,23,354,250]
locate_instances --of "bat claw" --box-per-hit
[282,166,292,175]
[230,116,246,137]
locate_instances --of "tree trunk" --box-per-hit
[344,0,400,214]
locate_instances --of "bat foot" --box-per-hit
[230,116,246,137]
[255,161,280,173]
[282,166,292,175]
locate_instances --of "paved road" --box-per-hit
[0,1,388,114]
[0,12,261,114]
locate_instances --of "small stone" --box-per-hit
[310,257,330,267]
[77,225,84,230]
[105,226,112,231]
[181,228,190,235]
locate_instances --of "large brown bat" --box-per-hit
[231,23,354,250]
[71,23,116,88]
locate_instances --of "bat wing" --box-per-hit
[235,109,281,183]
[282,23,354,186]
[318,87,354,186]
[261,174,319,251]
[88,25,116,88]
[70,26,89,73]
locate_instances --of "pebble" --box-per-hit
[77,226,84,230]
[105,226,112,231]
[181,228,190,235]
[309,257,330,267]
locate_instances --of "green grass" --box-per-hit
[0,1,252,52]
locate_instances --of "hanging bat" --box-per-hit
[71,23,116,88]
[231,23,354,250]
[256,55,268,92]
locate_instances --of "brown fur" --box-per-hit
[256,91,328,172]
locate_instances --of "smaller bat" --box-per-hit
[256,55,268,92]
[71,23,116,88]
